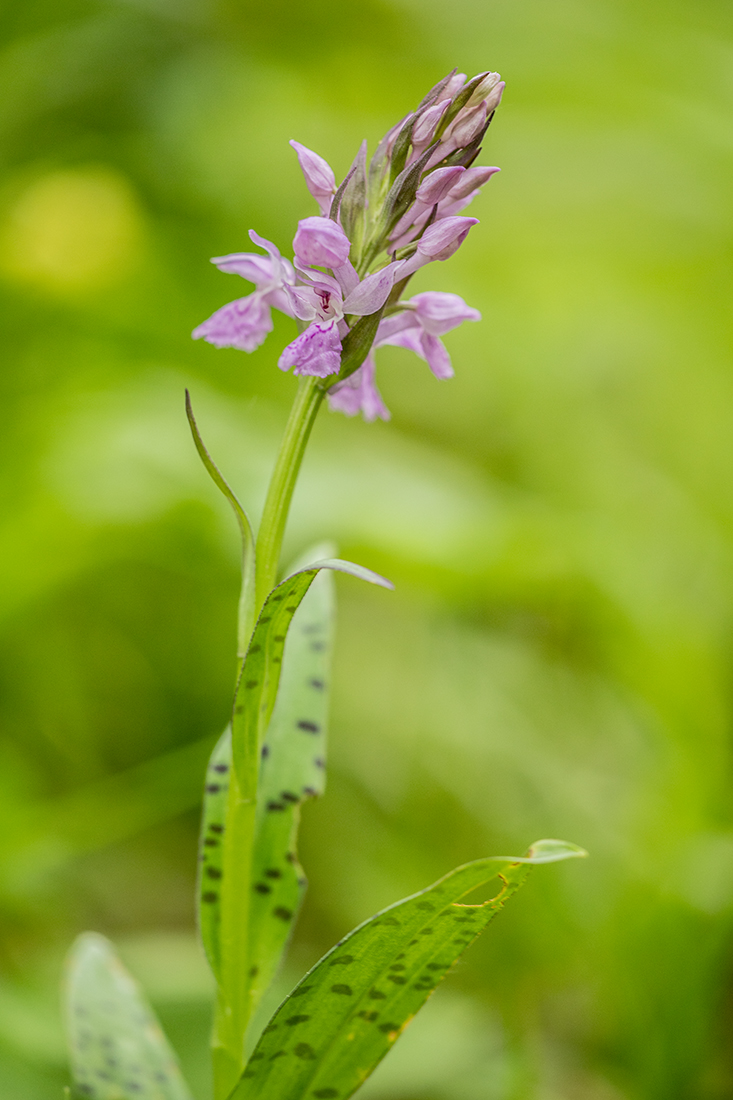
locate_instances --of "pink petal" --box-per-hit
[210,253,275,285]
[328,353,390,422]
[192,292,273,352]
[278,319,342,377]
[342,261,401,316]
[293,216,351,270]
[408,291,481,336]
[290,140,337,216]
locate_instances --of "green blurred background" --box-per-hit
[2,0,733,1096]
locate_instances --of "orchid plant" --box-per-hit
[63,69,585,1100]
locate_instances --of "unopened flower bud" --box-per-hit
[293,216,350,269]
[439,72,467,103]
[482,80,505,114]
[415,166,465,206]
[444,102,488,149]
[411,101,449,148]
[445,165,499,202]
[417,216,479,260]
[466,71,502,107]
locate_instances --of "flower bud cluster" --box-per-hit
[193,69,503,421]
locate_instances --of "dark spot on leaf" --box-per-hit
[274,634,285,641]
[378,1023,401,1035]
[235,705,244,714]
[204,837,219,847]
[303,786,317,796]
[294,1042,316,1060]
[265,868,282,879]
[310,679,325,689]
[202,891,218,903]
[387,975,406,985]
[314,758,325,768]
[382,917,400,926]
[249,966,259,977]
[298,720,320,733]
[213,763,229,773]
[330,955,354,966]
[263,1024,278,1033]
[245,680,259,689]
[368,988,386,999]
[395,953,405,959]
[331,984,353,995]
[250,1052,264,1061]
[272,655,281,663]
[427,963,444,971]
[419,928,433,935]
[259,617,271,624]
[249,644,261,653]
[269,1049,287,1060]
[286,1014,311,1025]
[261,745,270,758]
[209,823,224,833]
[286,852,297,862]
[409,939,418,945]
[255,883,271,894]
[389,964,406,971]
[291,985,313,997]
[267,801,285,812]
[416,902,435,911]
[286,606,297,612]
[281,791,299,802]
[206,867,222,879]
[274,906,293,921]
[272,594,283,601]
[242,1070,255,1079]
[313,1091,339,1099]
[205,784,221,794]
[357,1010,380,1022]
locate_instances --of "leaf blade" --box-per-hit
[231,840,586,1100]
[65,932,193,1100]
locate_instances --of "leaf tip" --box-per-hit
[525,838,588,863]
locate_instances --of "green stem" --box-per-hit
[254,376,326,610]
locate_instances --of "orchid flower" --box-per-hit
[193,68,503,414]
[329,291,481,421]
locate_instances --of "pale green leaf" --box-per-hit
[65,932,193,1100]
[230,840,586,1100]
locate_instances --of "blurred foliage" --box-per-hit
[1,0,733,1097]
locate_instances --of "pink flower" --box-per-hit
[192,230,295,352]
[328,353,390,421]
[328,291,480,420]
[289,141,336,216]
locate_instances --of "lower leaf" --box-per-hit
[230,839,586,1100]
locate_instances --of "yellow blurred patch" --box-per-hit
[1,166,144,292]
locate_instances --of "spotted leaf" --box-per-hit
[229,840,586,1100]
[197,725,231,983]
[213,558,392,1087]
[65,933,193,1100]
[248,551,336,1019]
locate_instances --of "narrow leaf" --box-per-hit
[213,559,392,1076]
[231,840,586,1100]
[197,725,232,983]
[185,391,256,656]
[247,549,336,1020]
[65,932,193,1100]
